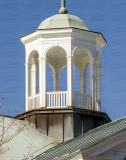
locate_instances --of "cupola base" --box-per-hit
[15,107,111,142]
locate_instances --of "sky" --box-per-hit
[0,0,126,121]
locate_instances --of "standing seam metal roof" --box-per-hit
[33,116,126,160]
[0,116,60,160]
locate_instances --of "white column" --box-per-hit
[80,72,87,94]
[67,56,74,106]
[52,74,56,91]
[97,66,102,111]
[90,59,97,110]
[36,64,39,94]
[39,57,47,108]
[25,63,31,111]
[31,66,36,96]
[52,73,61,91]
[56,73,61,91]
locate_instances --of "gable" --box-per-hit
[82,130,126,160]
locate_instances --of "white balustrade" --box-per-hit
[74,92,92,110]
[29,94,40,110]
[28,92,92,110]
[47,91,68,108]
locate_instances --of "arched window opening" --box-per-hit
[28,51,39,97]
[60,66,67,91]
[46,64,53,92]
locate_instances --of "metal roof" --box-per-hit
[33,116,126,160]
[37,14,89,31]
[0,116,60,160]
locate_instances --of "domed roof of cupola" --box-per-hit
[38,0,89,31]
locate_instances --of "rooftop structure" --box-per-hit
[21,0,106,112]
[19,0,109,142]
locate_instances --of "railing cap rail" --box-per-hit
[47,91,68,94]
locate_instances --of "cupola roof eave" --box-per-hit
[20,28,107,46]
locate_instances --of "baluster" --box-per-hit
[54,93,55,107]
[51,94,53,107]
[80,95,81,108]
[81,95,82,108]
[74,94,75,107]
[28,99,30,110]
[83,95,84,109]
[46,94,47,107]
[89,96,90,109]
[56,93,57,107]
[35,97,36,109]
[79,95,80,108]
[65,93,66,107]
[66,93,67,107]
[49,94,50,107]
[78,94,79,108]
[57,94,59,107]
[86,97,87,109]
[75,94,76,107]
[64,94,66,107]
[88,97,89,109]
[36,96,38,108]
[61,94,62,107]
[59,93,60,107]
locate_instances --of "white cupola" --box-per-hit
[21,0,106,112]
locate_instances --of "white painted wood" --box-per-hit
[47,91,68,108]
[25,63,29,111]
[39,57,46,108]
[74,92,92,110]
[67,56,74,106]
[21,27,106,111]
[29,94,40,110]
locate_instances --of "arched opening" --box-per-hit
[74,48,90,94]
[74,47,91,109]
[28,50,39,97]
[46,46,67,92]
[46,46,67,107]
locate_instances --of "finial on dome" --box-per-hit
[59,0,68,14]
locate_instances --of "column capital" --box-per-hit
[97,66,102,71]
[79,72,87,77]
[25,63,32,68]
[83,72,88,76]
[89,59,97,65]
[38,57,47,62]
[66,55,75,60]
[52,74,61,78]
[31,69,36,74]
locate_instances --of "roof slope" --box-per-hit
[0,116,60,160]
[37,14,89,30]
[33,116,126,160]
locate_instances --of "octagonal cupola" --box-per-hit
[20,0,106,112]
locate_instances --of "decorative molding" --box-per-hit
[25,63,32,68]
[38,57,47,62]
[89,59,97,65]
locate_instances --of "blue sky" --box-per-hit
[0,0,126,120]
